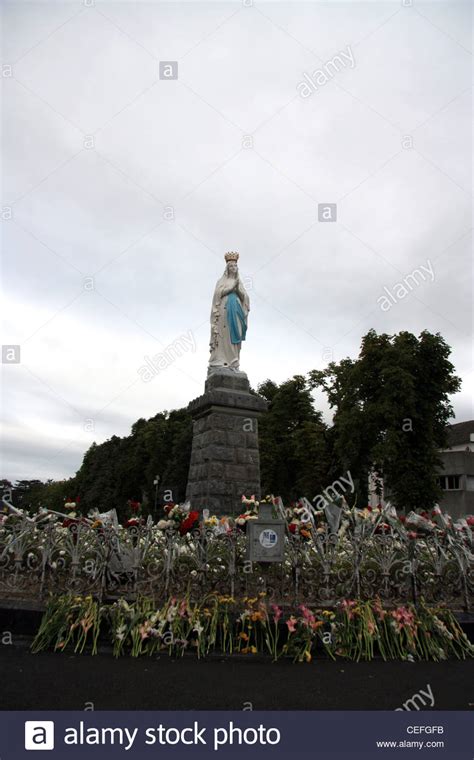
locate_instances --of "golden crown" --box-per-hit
[224,251,239,263]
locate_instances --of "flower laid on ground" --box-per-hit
[30,593,474,664]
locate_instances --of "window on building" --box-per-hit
[438,475,461,491]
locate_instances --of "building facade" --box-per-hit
[368,420,474,518]
[438,420,474,519]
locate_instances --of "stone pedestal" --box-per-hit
[185,371,268,515]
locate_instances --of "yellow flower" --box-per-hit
[304,650,312,662]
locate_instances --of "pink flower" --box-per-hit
[286,616,297,633]
[299,605,315,626]
[340,599,357,620]
[391,606,415,630]
[271,604,282,624]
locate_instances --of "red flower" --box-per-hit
[164,503,175,515]
[179,511,200,535]
[407,530,418,540]
[288,523,297,534]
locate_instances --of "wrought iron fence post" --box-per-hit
[229,531,236,600]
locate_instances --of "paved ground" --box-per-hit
[1,642,473,711]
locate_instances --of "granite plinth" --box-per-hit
[185,372,267,515]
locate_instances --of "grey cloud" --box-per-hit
[1,1,472,481]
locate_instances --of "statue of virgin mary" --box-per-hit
[208,252,249,374]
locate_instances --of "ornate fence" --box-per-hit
[1,516,472,610]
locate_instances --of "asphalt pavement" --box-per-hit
[1,642,473,711]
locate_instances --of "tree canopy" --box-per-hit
[310,330,460,508]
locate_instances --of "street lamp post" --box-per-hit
[153,475,160,520]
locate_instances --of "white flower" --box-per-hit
[166,605,177,622]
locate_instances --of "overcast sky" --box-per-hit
[1,0,472,482]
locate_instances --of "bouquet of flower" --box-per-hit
[123,498,144,529]
[203,514,233,535]
[235,495,259,531]
[62,497,81,528]
[286,503,313,539]
[156,503,200,536]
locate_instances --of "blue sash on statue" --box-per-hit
[226,291,247,344]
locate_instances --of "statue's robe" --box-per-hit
[209,273,249,371]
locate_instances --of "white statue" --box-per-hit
[208,252,250,374]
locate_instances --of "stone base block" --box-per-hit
[185,371,267,515]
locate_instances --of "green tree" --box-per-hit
[310,330,461,509]
[74,408,193,519]
[258,375,330,502]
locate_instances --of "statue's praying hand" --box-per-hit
[208,252,249,374]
